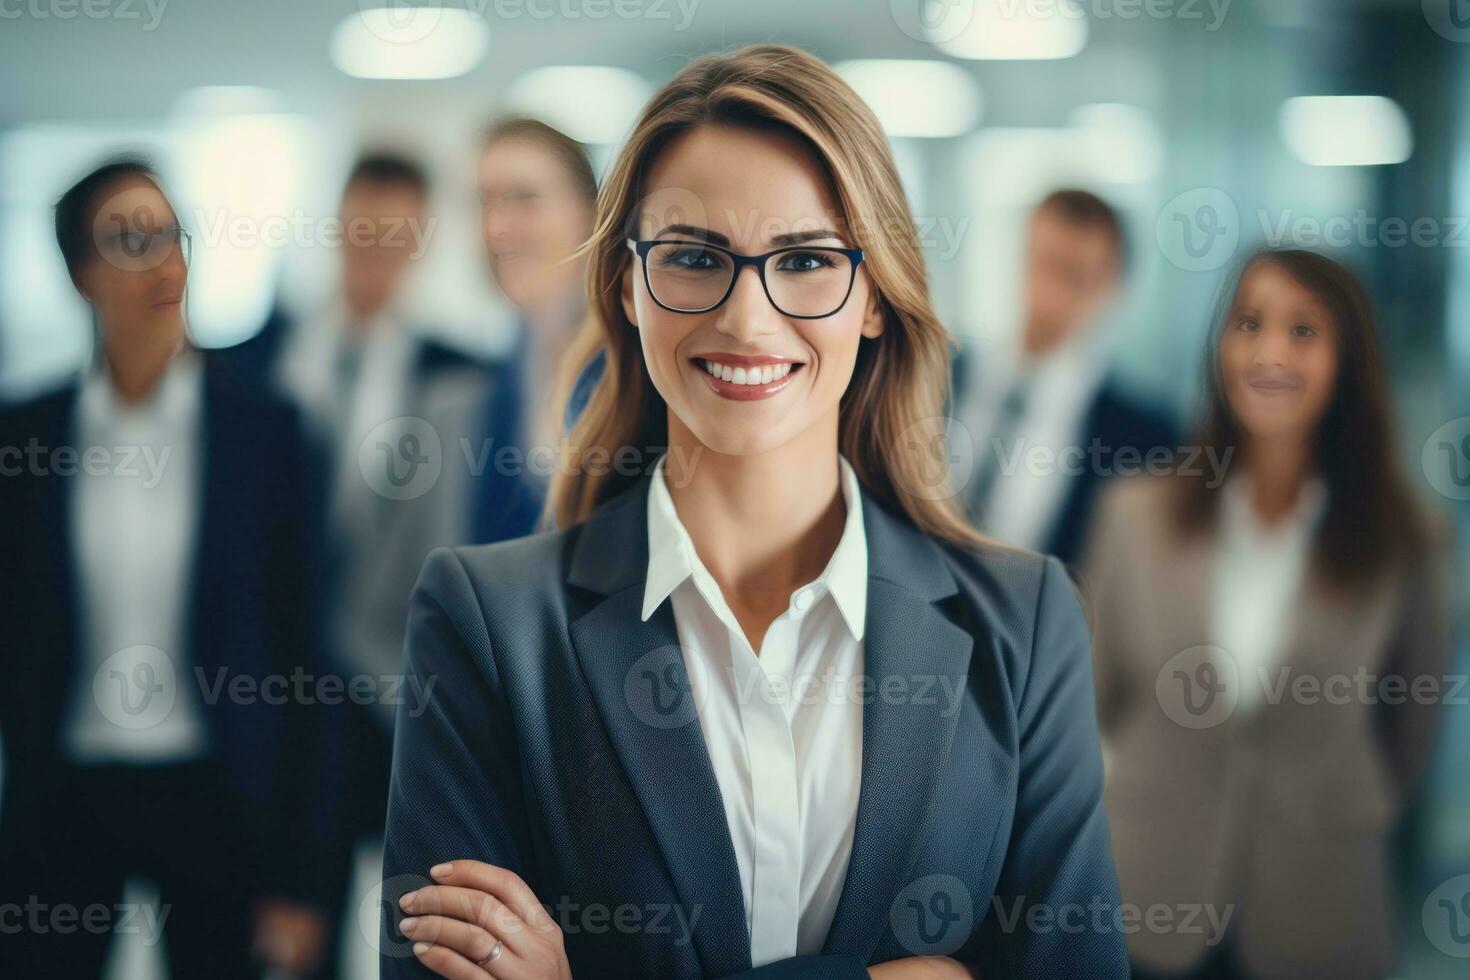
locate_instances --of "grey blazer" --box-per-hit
[381,469,1129,978]
[1081,477,1453,980]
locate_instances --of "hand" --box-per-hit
[398,860,572,979]
[253,899,327,976]
[868,955,979,979]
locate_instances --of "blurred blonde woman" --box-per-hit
[381,44,1127,980]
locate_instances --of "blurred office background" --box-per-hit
[1,0,1468,976]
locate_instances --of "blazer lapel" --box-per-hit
[822,495,976,961]
[187,361,230,676]
[566,474,982,969]
[45,389,81,709]
[566,475,753,977]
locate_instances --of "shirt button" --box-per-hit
[792,589,814,612]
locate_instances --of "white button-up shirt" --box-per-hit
[963,329,1108,552]
[64,351,211,764]
[1209,475,1328,715]
[642,453,867,966]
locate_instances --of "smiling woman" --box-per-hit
[1082,248,1451,979]
[380,43,1128,980]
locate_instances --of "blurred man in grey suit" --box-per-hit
[227,152,491,977]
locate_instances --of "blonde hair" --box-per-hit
[546,43,984,549]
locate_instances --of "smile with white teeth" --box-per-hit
[700,360,795,385]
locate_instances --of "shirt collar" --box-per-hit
[1219,472,1328,541]
[79,348,203,433]
[641,453,869,641]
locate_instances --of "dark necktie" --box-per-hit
[967,378,1030,528]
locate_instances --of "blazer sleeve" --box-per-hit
[1376,528,1456,803]
[973,556,1130,979]
[380,547,537,979]
[1076,482,1139,739]
[379,550,869,980]
[261,403,333,908]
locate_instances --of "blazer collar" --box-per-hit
[566,464,977,970]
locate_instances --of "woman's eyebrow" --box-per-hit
[652,225,846,248]
[770,229,845,246]
[655,224,729,246]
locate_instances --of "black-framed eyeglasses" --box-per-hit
[627,238,865,319]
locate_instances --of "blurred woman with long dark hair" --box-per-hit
[0,157,330,978]
[1082,248,1452,980]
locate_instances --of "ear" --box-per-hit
[69,262,96,306]
[620,261,639,330]
[859,275,885,340]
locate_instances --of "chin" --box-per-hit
[1237,411,1310,444]
[143,311,187,340]
[680,415,798,458]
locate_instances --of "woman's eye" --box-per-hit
[775,250,836,273]
[663,248,720,270]
[1237,318,1259,332]
[1291,323,1317,337]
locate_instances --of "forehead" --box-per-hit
[638,123,843,246]
[92,175,176,229]
[480,137,568,185]
[1028,209,1114,255]
[1237,261,1333,320]
[341,178,425,214]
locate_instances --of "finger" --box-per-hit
[402,886,535,953]
[412,939,521,980]
[400,915,507,969]
[429,862,556,932]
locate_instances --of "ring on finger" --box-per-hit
[477,939,504,968]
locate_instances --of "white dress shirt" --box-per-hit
[64,351,210,763]
[1209,475,1328,714]
[642,454,867,966]
[274,300,414,539]
[962,329,1108,553]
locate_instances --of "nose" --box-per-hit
[1252,325,1290,368]
[714,264,781,342]
[485,208,511,241]
[158,236,188,286]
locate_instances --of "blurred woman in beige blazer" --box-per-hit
[1082,248,1453,980]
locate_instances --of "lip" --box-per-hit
[691,352,802,367]
[153,297,183,308]
[692,355,804,401]
[1248,379,1298,395]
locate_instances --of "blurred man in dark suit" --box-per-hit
[955,189,1177,565]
